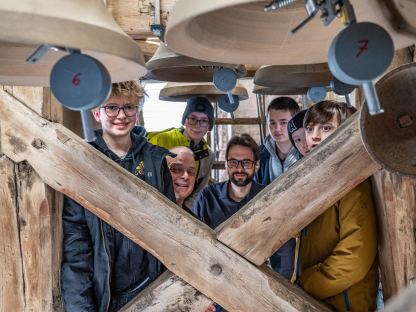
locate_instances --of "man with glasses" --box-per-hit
[61,81,175,312]
[148,96,215,210]
[192,133,263,229]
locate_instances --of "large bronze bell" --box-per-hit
[0,0,146,86]
[146,44,246,82]
[360,63,416,177]
[165,0,416,65]
[159,82,249,102]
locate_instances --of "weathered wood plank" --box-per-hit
[372,171,416,300]
[0,156,25,312]
[216,113,381,265]
[383,283,416,312]
[121,271,212,312]
[107,0,175,39]
[0,90,329,312]
[16,161,55,311]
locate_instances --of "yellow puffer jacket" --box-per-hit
[146,127,214,208]
[293,180,378,311]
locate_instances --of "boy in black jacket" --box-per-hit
[61,81,175,312]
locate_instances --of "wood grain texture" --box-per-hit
[0,90,329,312]
[216,113,381,265]
[121,271,212,312]
[0,156,25,312]
[372,171,416,300]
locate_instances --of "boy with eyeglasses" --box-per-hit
[147,96,215,210]
[61,81,175,312]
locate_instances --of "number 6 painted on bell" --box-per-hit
[72,73,81,86]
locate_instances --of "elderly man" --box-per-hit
[166,146,197,208]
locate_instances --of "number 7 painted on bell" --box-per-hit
[356,39,369,57]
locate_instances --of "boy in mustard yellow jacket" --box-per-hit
[294,101,378,311]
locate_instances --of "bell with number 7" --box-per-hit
[328,22,394,115]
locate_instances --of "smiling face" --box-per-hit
[291,128,310,156]
[183,112,210,144]
[305,114,339,150]
[267,109,293,145]
[167,148,196,207]
[93,95,137,140]
[226,145,258,187]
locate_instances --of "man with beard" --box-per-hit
[192,133,264,229]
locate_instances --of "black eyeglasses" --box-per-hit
[186,117,210,127]
[101,104,138,117]
[226,159,256,169]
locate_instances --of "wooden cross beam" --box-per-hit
[0,91,329,312]
[215,112,381,265]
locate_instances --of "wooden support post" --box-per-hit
[0,90,329,312]
[372,172,416,300]
[121,271,212,312]
[0,87,64,311]
[0,156,62,311]
[372,45,416,301]
[216,112,381,265]
[383,283,416,312]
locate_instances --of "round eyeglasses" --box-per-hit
[101,104,138,118]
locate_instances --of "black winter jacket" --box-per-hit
[61,127,175,312]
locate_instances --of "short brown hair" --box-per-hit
[110,80,145,103]
[267,97,300,117]
[226,134,259,161]
[303,100,352,128]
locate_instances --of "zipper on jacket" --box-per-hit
[342,290,351,312]
[100,221,111,312]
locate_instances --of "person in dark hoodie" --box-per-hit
[61,81,175,312]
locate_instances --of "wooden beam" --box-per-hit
[215,118,260,125]
[384,283,416,312]
[121,271,212,312]
[0,91,329,312]
[216,113,381,265]
[107,0,175,39]
[372,172,416,300]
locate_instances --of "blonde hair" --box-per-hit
[111,80,145,103]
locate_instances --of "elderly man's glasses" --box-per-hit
[186,117,210,127]
[226,159,256,169]
[101,104,138,117]
[169,164,196,177]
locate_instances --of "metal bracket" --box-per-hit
[26,44,80,64]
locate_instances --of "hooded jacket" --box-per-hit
[293,180,378,311]
[147,127,215,209]
[255,135,300,185]
[61,126,175,312]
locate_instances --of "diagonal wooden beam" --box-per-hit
[216,113,381,265]
[0,91,329,312]
[120,270,212,312]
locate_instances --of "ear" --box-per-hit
[92,108,101,122]
[255,160,260,171]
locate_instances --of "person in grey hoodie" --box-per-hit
[255,96,300,280]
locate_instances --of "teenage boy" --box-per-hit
[61,81,175,312]
[294,100,378,311]
[147,96,215,209]
[255,97,300,279]
[256,96,301,185]
[166,146,197,208]
[287,109,309,157]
